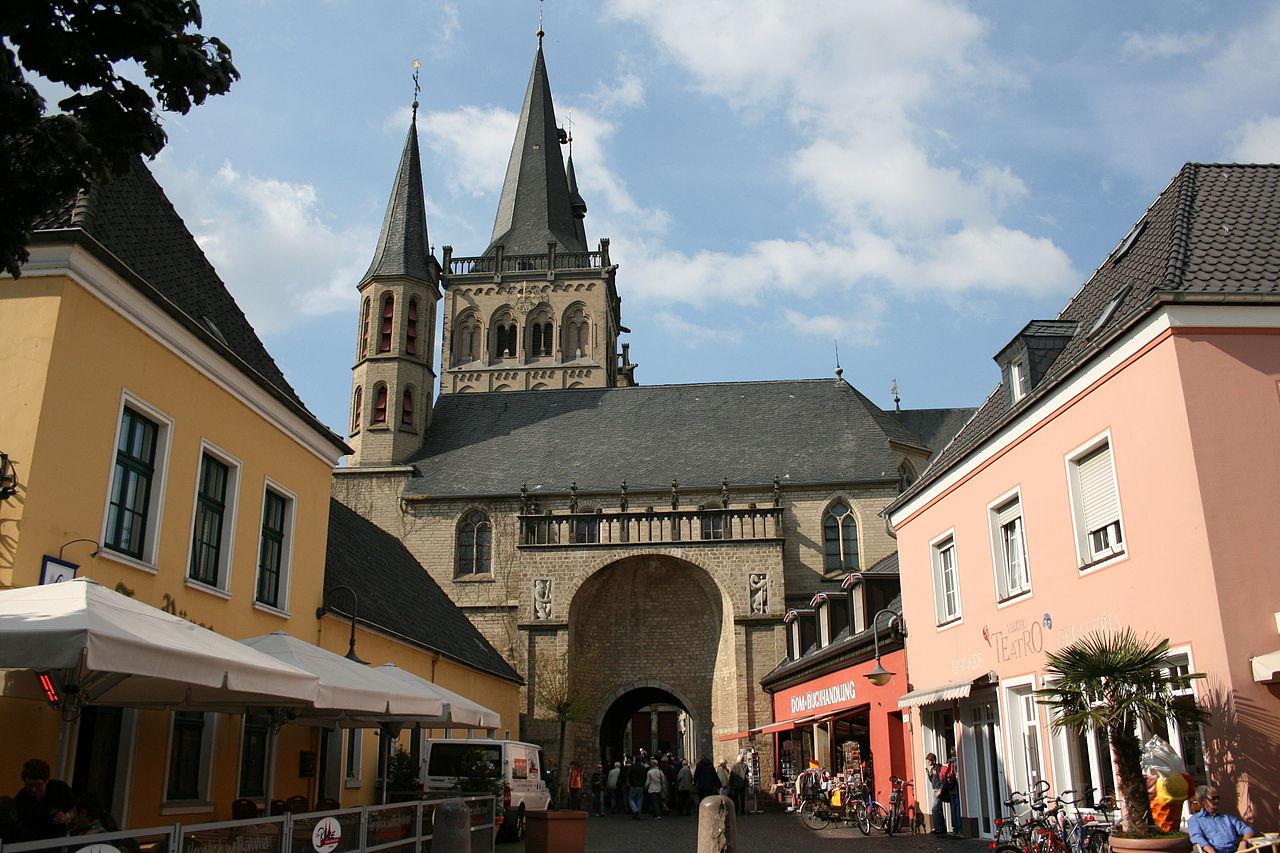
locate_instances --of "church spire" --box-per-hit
[361,108,433,286]
[486,43,585,256]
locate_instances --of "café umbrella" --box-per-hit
[375,664,502,730]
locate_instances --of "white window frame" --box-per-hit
[1141,645,1206,785]
[253,478,297,616]
[817,602,832,647]
[987,487,1032,604]
[931,529,963,627]
[1010,359,1029,403]
[161,711,218,811]
[99,390,174,573]
[1045,677,1117,809]
[185,439,242,596]
[1065,430,1127,572]
[1000,676,1045,798]
[344,727,363,787]
[235,713,276,801]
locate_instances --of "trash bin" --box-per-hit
[525,810,587,853]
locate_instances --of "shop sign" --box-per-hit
[774,664,869,721]
[311,818,342,853]
[789,680,857,715]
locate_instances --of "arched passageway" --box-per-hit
[599,685,692,764]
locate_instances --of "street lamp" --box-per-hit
[316,585,366,664]
[865,609,906,686]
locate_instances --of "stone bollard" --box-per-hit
[431,797,471,853]
[697,795,737,853]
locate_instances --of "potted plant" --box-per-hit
[1036,629,1205,853]
[386,747,422,802]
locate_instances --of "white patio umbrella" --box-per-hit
[375,664,502,730]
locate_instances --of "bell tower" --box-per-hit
[437,39,636,393]
[348,86,441,466]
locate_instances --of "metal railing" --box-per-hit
[0,797,496,853]
[445,250,604,276]
[519,506,785,548]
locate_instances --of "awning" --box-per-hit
[751,720,799,736]
[718,730,751,742]
[1251,649,1280,684]
[375,664,501,729]
[897,679,976,709]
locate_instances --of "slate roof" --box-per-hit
[29,158,348,455]
[861,551,900,575]
[486,46,586,256]
[892,164,1280,514]
[325,499,521,683]
[762,589,903,686]
[404,379,931,499]
[362,119,434,285]
[892,408,977,455]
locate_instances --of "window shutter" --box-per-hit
[932,543,949,622]
[996,498,1021,527]
[1077,444,1119,533]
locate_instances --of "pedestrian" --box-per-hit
[716,759,731,797]
[627,755,647,819]
[12,759,73,841]
[925,752,946,834]
[729,753,748,815]
[607,761,622,814]
[590,763,606,816]
[645,760,665,820]
[567,760,584,811]
[694,756,719,802]
[676,759,694,816]
[69,794,117,836]
[1188,785,1255,853]
[660,757,675,814]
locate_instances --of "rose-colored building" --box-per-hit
[887,164,1280,837]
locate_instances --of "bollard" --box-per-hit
[697,795,737,853]
[431,798,471,853]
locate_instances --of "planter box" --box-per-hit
[526,809,587,853]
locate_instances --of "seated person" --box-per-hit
[70,794,117,836]
[13,759,73,841]
[1188,786,1255,853]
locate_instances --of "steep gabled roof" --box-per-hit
[325,499,521,683]
[486,46,585,255]
[29,158,349,455]
[403,379,934,499]
[891,163,1280,515]
[362,119,434,285]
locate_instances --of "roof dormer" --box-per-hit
[809,591,849,648]
[783,608,818,659]
[994,320,1077,408]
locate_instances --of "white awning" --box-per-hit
[0,579,320,710]
[1251,649,1280,684]
[375,664,501,729]
[897,679,976,709]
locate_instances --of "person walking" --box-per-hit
[627,756,647,819]
[590,763,606,817]
[676,760,694,816]
[926,752,946,835]
[567,761,584,811]
[645,760,665,820]
[716,759,731,797]
[694,756,719,803]
[729,754,749,816]
[607,761,622,814]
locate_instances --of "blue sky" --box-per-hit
[129,0,1280,436]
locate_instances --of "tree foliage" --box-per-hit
[534,650,597,804]
[1035,629,1205,836]
[0,0,238,276]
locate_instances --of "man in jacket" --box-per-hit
[607,762,622,814]
[729,754,749,816]
[675,760,694,816]
[627,756,648,819]
[590,763,606,817]
[645,760,665,820]
[694,756,719,802]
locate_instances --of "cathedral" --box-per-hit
[332,38,972,776]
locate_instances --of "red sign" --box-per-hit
[772,665,863,722]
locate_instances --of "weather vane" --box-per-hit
[411,58,422,122]
[537,0,545,46]
[565,107,574,152]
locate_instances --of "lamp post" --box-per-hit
[316,585,366,664]
[865,609,906,687]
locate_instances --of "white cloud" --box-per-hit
[654,311,742,346]
[1121,30,1214,60]
[1225,116,1280,163]
[437,1,460,43]
[585,73,645,114]
[151,154,373,333]
[422,105,518,199]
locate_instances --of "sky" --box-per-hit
[81,0,1280,436]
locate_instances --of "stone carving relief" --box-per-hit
[748,573,768,615]
[533,578,553,620]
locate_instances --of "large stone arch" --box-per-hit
[565,554,739,765]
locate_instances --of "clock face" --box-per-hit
[515,283,537,314]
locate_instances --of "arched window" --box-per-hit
[823,501,859,572]
[491,308,518,360]
[378,294,394,353]
[406,298,418,356]
[456,510,492,575]
[401,387,414,427]
[527,308,554,358]
[898,458,917,490]
[454,311,481,365]
[350,386,362,433]
[572,507,600,544]
[372,384,388,424]
[358,297,371,359]
[563,305,589,359]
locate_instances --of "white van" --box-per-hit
[421,738,551,841]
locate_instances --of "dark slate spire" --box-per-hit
[486,46,586,256]
[362,117,433,285]
[566,151,588,247]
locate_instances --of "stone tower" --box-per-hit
[439,43,637,393]
[348,113,442,466]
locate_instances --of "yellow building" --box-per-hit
[0,154,521,828]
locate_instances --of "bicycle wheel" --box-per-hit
[1085,830,1109,853]
[799,798,831,830]
[867,803,889,833]
[994,845,1026,853]
[852,800,872,836]
[885,805,899,836]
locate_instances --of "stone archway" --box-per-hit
[566,554,733,765]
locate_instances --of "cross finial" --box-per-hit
[891,379,901,412]
[411,58,422,123]
[537,0,545,47]
[834,340,844,382]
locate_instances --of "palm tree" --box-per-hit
[1035,629,1205,836]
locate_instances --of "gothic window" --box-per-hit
[823,501,859,572]
[898,458,917,490]
[563,305,590,359]
[527,309,554,358]
[456,510,492,575]
[401,387,414,427]
[378,294,394,353]
[406,298,419,356]
[358,297,370,359]
[372,384,388,424]
[491,308,518,359]
[454,311,481,365]
[350,386,362,434]
[572,506,600,544]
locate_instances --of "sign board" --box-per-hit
[40,556,78,585]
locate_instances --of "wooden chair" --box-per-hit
[285,795,310,814]
[231,799,259,820]
[268,799,287,816]
[315,798,340,812]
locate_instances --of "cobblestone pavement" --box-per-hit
[496,810,990,852]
